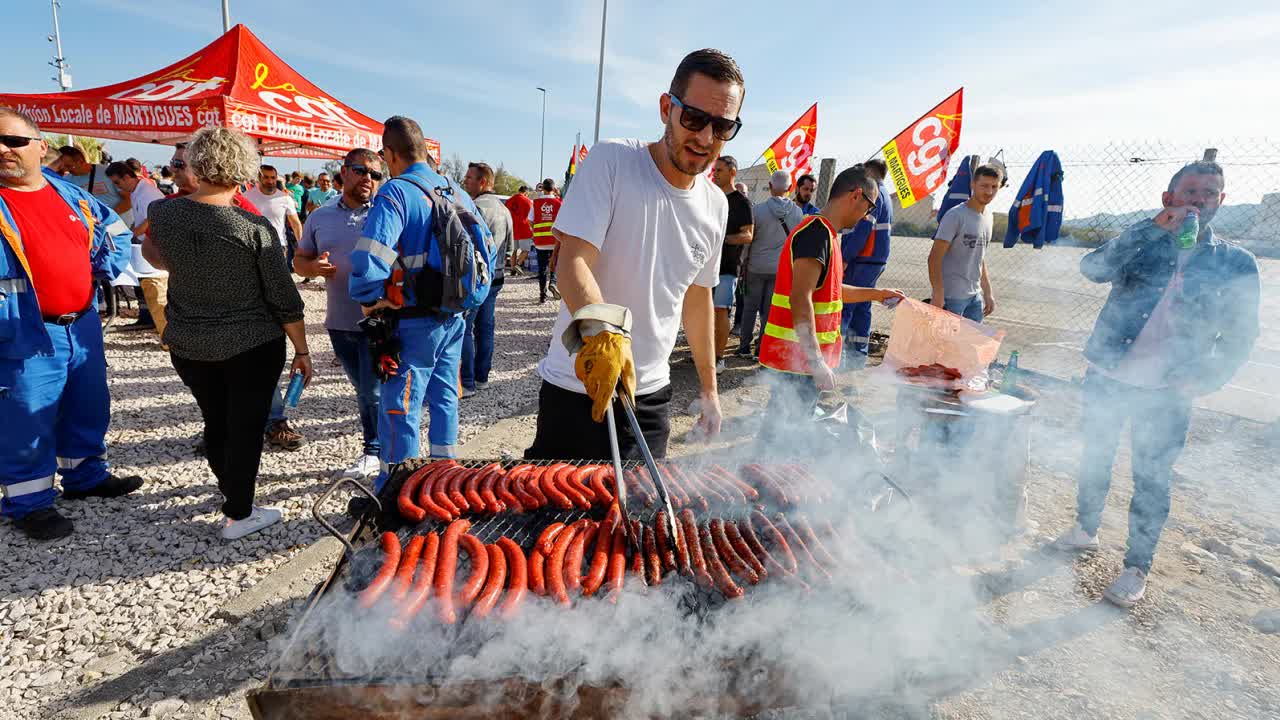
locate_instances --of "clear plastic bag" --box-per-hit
[882,298,1006,391]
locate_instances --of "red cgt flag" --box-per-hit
[881,88,963,208]
[762,103,818,191]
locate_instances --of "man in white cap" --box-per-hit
[736,169,803,358]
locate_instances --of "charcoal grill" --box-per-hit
[247,457,913,720]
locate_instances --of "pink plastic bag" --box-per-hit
[883,299,1006,390]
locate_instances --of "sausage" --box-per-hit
[626,469,658,507]
[497,537,527,618]
[605,523,626,602]
[471,544,507,619]
[651,465,690,509]
[629,519,645,580]
[723,519,766,580]
[699,524,744,599]
[494,467,524,512]
[456,533,490,606]
[519,465,548,508]
[669,463,719,508]
[390,535,427,602]
[540,464,574,510]
[446,465,472,513]
[642,523,662,586]
[764,465,806,506]
[710,518,760,585]
[535,522,567,556]
[358,532,402,609]
[479,466,505,514]
[528,548,548,596]
[742,464,790,507]
[432,519,472,624]
[749,511,798,574]
[414,462,459,522]
[564,521,596,592]
[506,465,540,509]
[555,465,592,510]
[667,511,691,577]
[464,465,491,513]
[774,514,830,582]
[390,531,440,629]
[570,465,599,504]
[428,466,464,518]
[792,514,839,572]
[654,510,677,573]
[710,464,761,502]
[699,467,746,506]
[736,516,770,568]
[588,466,615,505]
[679,510,712,587]
[738,518,808,591]
[546,520,580,606]
[397,465,431,522]
[581,511,614,597]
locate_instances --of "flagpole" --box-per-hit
[592,0,607,144]
[866,87,962,162]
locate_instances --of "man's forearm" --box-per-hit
[980,262,993,297]
[724,231,752,246]
[682,285,718,395]
[557,249,604,314]
[791,298,826,372]
[292,252,316,277]
[927,248,946,300]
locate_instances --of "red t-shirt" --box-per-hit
[168,189,263,215]
[532,196,561,249]
[504,193,533,241]
[0,183,93,316]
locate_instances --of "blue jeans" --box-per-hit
[461,281,502,390]
[268,382,286,425]
[1076,370,1192,572]
[944,294,985,323]
[713,274,737,309]
[0,313,112,518]
[841,262,886,361]
[535,248,555,300]
[374,314,465,491]
[328,329,382,457]
[736,272,776,355]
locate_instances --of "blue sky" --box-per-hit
[5,0,1279,195]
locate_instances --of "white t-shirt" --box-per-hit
[537,138,727,396]
[129,180,168,278]
[242,187,297,246]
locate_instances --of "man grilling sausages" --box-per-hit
[524,49,745,460]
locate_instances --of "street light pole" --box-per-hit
[48,1,74,145]
[592,0,607,144]
[537,87,547,181]
[221,0,231,32]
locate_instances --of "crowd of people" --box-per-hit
[0,49,1262,611]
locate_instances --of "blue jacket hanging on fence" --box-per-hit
[1003,151,1064,249]
[937,155,980,221]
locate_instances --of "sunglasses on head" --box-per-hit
[669,95,742,142]
[0,135,41,149]
[346,164,384,182]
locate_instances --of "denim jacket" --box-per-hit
[1081,219,1260,392]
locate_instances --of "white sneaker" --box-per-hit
[715,359,727,373]
[343,454,381,479]
[221,506,282,540]
[1103,567,1147,608]
[1053,523,1099,552]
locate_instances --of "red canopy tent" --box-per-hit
[0,24,439,161]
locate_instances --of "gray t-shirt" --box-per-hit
[748,196,804,275]
[472,192,513,281]
[298,197,371,332]
[933,204,992,299]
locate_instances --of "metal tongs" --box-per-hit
[604,392,679,552]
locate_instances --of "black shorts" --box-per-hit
[524,381,672,462]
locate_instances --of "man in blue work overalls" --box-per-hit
[349,116,486,495]
[0,108,143,540]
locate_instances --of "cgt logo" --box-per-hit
[247,64,369,131]
[107,59,227,102]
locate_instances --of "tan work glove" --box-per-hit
[562,303,635,423]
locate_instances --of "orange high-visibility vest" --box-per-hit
[758,215,844,374]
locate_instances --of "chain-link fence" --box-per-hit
[815,139,1280,382]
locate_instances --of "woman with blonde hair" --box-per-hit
[143,127,311,540]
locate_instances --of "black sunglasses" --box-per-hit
[346,164,385,182]
[169,159,187,169]
[669,95,742,141]
[0,135,41,149]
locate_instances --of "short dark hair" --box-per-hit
[1167,161,1224,193]
[669,49,745,104]
[105,160,137,179]
[467,162,495,186]
[829,164,876,203]
[796,173,816,187]
[973,164,1002,182]
[864,159,888,181]
[125,158,144,175]
[174,142,188,150]
[58,145,87,163]
[517,184,530,193]
[260,164,278,175]
[345,148,379,167]
[540,178,556,192]
[715,155,738,171]
[0,107,40,135]
[383,115,426,162]
[160,166,173,178]
[317,172,330,179]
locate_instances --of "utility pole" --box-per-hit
[592,0,608,144]
[222,0,231,32]
[537,87,547,181]
[48,1,74,146]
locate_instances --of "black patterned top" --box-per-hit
[149,197,305,362]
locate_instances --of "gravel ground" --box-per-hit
[0,273,557,720]
[7,271,1280,720]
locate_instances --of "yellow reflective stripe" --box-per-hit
[77,199,95,247]
[762,323,839,345]
[532,221,554,228]
[769,293,841,315]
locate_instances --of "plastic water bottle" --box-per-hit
[1004,351,1021,393]
[1177,208,1199,249]
[284,372,305,408]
